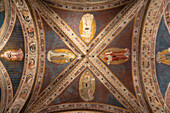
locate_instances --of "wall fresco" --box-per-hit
[23,0,147,112]
[0,0,169,113]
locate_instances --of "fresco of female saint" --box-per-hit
[100,47,129,65]
[156,48,170,65]
[79,13,96,43]
[79,70,95,101]
[0,48,23,61]
[47,49,76,64]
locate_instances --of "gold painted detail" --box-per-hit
[79,69,95,101]
[47,49,76,64]
[156,48,170,65]
[79,13,96,44]
[100,47,129,65]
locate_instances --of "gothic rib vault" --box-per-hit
[0,0,169,113]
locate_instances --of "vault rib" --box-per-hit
[88,57,147,113]
[26,58,87,113]
[89,0,144,56]
[38,102,130,113]
[0,61,13,113]
[88,62,135,112]
[0,0,16,52]
[23,5,46,109]
[140,0,169,112]
[88,0,134,52]
[42,0,130,12]
[6,0,39,112]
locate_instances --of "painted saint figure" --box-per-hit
[27,27,34,38]
[11,105,20,113]
[47,49,76,64]
[19,88,28,100]
[28,58,35,69]
[156,48,170,65]
[0,48,23,61]
[29,42,36,52]
[79,13,96,43]
[79,70,95,101]
[100,47,129,65]
[21,10,31,22]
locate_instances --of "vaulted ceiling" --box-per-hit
[0,0,169,113]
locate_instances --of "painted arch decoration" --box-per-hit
[0,0,169,113]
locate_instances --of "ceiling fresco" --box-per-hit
[0,0,169,113]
